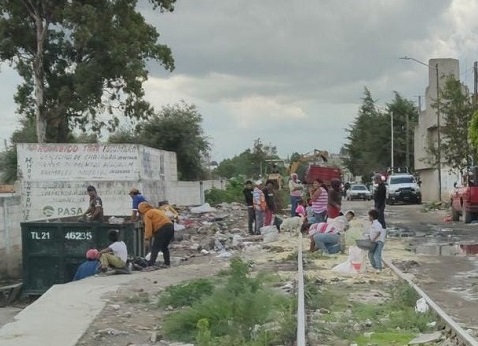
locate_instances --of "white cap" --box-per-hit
[255,180,263,186]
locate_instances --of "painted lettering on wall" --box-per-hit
[18,144,141,181]
[42,205,83,218]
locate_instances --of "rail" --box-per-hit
[296,233,306,346]
[384,258,478,346]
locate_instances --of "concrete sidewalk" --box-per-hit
[0,273,142,346]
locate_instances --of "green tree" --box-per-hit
[386,91,418,170]
[343,87,389,179]
[118,102,210,181]
[214,139,280,179]
[343,88,419,180]
[431,77,477,174]
[0,0,175,143]
[469,110,478,154]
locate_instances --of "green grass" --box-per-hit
[157,278,214,308]
[309,282,436,344]
[161,258,296,345]
[355,331,417,345]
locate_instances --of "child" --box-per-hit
[73,249,100,281]
[367,209,386,273]
[99,230,128,271]
[302,198,315,233]
[295,198,306,218]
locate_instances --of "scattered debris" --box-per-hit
[408,331,442,344]
[97,328,129,336]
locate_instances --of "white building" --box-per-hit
[414,58,461,202]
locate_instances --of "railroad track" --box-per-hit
[295,233,478,346]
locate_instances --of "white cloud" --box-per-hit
[3,0,478,163]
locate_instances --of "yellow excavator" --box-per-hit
[287,150,329,175]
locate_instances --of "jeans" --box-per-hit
[149,223,174,266]
[375,203,386,229]
[254,209,264,235]
[290,196,301,217]
[247,207,255,234]
[368,241,384,270]
[312,211,327,224]
[312,233,341,254]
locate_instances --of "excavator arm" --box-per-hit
[287,150,329,174]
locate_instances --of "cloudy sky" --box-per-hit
[1,0,478,161]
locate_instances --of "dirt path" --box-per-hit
[76,257,230,346]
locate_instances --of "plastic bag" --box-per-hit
[415,297,429,313]
[261,225,279,243]
[331,246,364,275]
[190,203,217,213]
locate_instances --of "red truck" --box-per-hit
[450,167,478,223]
[304,165,342,186]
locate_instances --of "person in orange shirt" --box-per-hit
[138,202,174,268]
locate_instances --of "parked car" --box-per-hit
[450,167,478,223]
[346,184,372,201]
[386,173,421,205]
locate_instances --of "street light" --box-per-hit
[400,56,442,201]
[390,112,394,169]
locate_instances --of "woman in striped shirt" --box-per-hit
[309,178,328,223]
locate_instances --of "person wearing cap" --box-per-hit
[373,173,387,228]
[129,188,147,222]
[73,249,100,281]
[138,202,174,268]
[83,185,103,222]
[289,173,304,217]
[253,180,266,234]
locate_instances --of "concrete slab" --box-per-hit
[0,273,143,346]
[415,243,441,256]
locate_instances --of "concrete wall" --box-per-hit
[168,179,226,206]
[16,143,176,220]
[414,58,460,201]
[0,196,22,278]
[0,143,226,279]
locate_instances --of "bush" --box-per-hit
[157,278,215,308]
[162,258,295,345]
[205,177,246,205]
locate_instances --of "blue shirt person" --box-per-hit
[129,188,147,221]
[73,249,100,281]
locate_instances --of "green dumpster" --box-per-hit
[21,216,144,295]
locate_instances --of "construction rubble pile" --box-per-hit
[168,202,282,263]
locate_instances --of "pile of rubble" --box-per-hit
[169,202,283,262]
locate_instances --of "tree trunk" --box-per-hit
[34,14,47,143]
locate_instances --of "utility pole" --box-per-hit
[436,63,442,202]
[406,112,410,169]
[391,112,394,169]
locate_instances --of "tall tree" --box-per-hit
[114,102,211,181]
[0,0,175,143]
[343,87,389,179]
[214,139,280,179]
[386,92,418,170]
[343,88,419,180]
[432,77,477,174]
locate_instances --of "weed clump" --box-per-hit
[157,278,214,308]
[162,258,296,345]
